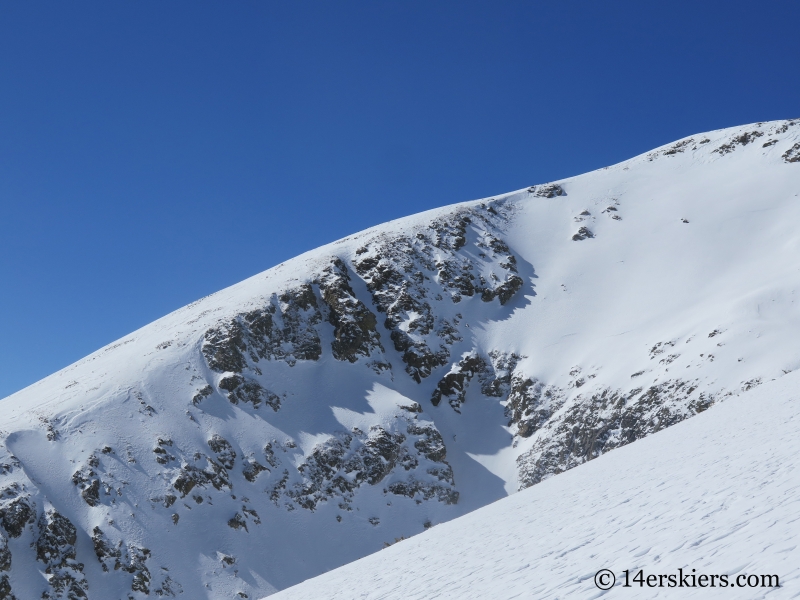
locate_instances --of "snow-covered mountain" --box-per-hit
[270,364,800,599]
[0,119,798,599]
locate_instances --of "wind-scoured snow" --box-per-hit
[0,119,798,598]
[270,368,800,599]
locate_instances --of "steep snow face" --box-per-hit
[269,368,800,600]
[0,119,798,598]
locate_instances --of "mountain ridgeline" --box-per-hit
[0,119,799,599]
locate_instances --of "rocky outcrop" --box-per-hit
[527,183,564,197]
[199,284,328,416]
[273,420,458,511]
[0,536,10,572]
[71,463,100,507]
[173,455,231,497]
[36,509,88,599]
[783,142,800,163]
[242,458,268,482]
[430,352,487,411]
[153,438,175,465]
[572,226,594,241]
[202,284,324,374]
[198,204,525,393]
[191,384,213,406]
[646,138,697,161]
[505,376,565,439]
[208,435,236,470]
[479,351,521,398]
[0,535,12,600]
[430,350,522,412]
[91,526,121,572]
[91,527,152,594]
[353,204,525,382]
[516,379,715,488]
[218,375,281,411]
[713,130,763,155]
[317,258,388,369]
[0,487,34,539]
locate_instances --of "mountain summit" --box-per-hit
[1,119,798,599]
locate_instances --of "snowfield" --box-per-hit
[0,119,798,598]
[271,369,800,599]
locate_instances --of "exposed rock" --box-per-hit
[228,512,248,532]
[272,420,457,511]
[202,284,323,373]
[263,443,280,469]
[483,274,523,305]
[431,352,487,410]
[154,575,182,597]
[387,469,459,505]
[516,379,713,488]
[783,142,800,163]
[153,438,175,465]
[125,546,152,595]
[572,227,594,241]
[647,139,694,160]
[36,509,88,599]
[527,184,564,197]
[91,527,152,593]
[505,376,565,438]
[91,527,121,573]
[713,130,763,155]
[317,258,387,367]
[192,384,213,406]
[71,465,100,507]
[224,375,281,411]
[0,536,11,599]
[173,456,231,497]
[0,536,9,572]
[242,506,261,524]
[479,351,522,398]
[208,435,236,470]
[354,205,525,381]
[406,423,447,463]
[220,553,236,566]
[242,459,268,482]
[0,490,34,539]
[0,574,13,600]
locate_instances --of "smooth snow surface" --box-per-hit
[271,370,800,599]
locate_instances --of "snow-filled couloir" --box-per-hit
[0,119,798,598]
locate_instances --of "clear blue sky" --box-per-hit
[1,1,798,399]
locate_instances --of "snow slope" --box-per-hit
[0,119,798,599]
[271,366,800,599]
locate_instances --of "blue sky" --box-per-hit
[1,1,798,399]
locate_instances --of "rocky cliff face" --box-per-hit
[0,118,798,598]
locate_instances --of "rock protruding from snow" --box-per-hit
[353,205,524,382]
[36,509,88,599]
[317,258,388,369]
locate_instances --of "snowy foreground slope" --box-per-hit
[0,119,798,599]
[271,369,800,600]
